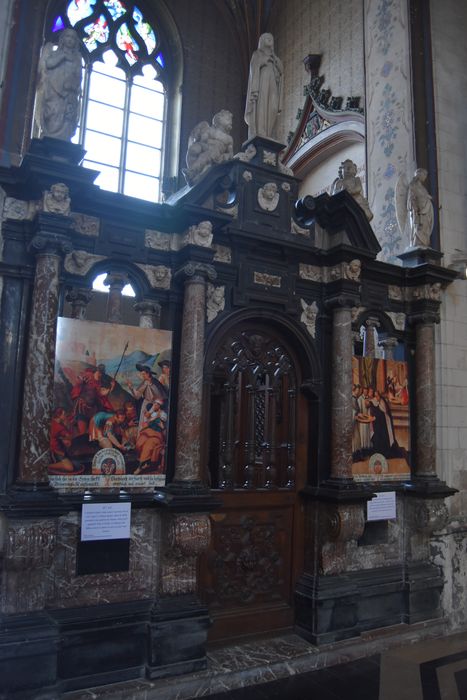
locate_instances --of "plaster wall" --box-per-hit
[270,0,364,147]
[431,0,467,630]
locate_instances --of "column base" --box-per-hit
[154,481,222,511]
[404,476,458,498]
[147,595,211,680]
[1,482,70,518]
[302,479,375,503]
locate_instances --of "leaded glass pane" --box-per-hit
[92,59,125,80]
[103,0,126,20]
[133,72,163,93]
[52,16,65,32]
[67,0,96,27]
[127,113,163,148]
[84,130,122,167]
[123,171,159,201]
[83,161,119,192]
[86,101,124,137]
[89,71,126,107]
[116,24,140,65]
[83,15,109,52]
[133,6,156,53]
[125,142,161,176]
[130,85,164,118]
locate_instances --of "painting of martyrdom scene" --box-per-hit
[48,317,172,489]
[352,357,411,481]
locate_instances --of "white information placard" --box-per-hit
[81,502,131,541]
[367,491,396,522]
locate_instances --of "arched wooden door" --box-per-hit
[200,321,308,642]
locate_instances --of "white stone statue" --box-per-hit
[257,182,279,211]
[43,183,71,215]
[183,110,234,186]
[331,160,373,221]
[245,33,283,140]
[35,29,82,141]
[396,168,434,248]
[207,284,225,323]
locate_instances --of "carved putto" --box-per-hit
[185,221,213,248]
[145,229,171,251]
[64,250,104,275]
[344,259,361,281]
[257,182,279,212]
[331,159,373,222]
[245,33,283,140]
[206,284,225,323]
[136,264,171,289]
[300,299,319,337]
[35,29,82,141]
[396,168,434,248]
[183,110,234,186]
[43,183,71,216]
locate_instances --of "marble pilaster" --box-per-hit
[134,300,161,329]
[363,316,380,357]
[330,303,354,481]
[104,272,128,323]
[414,321,437,478]
[17,231,72,483]
[66,287,93,320]
[173,263,216,482]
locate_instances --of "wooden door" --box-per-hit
[200,324,306,642]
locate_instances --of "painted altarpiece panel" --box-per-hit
[352,356,411,482]
[48,317,172,489]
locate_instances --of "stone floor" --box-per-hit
[65,622,467,700]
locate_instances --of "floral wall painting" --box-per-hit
[49,317,172,489]
[352,356,411,481]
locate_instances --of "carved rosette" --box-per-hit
[1,520,57,613]
[412,499,449,535]
[161,514,211,596]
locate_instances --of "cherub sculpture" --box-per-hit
[395,168,434,248]
[183,110,234,186]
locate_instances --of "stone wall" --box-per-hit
[431,0,467,630]
[270,0,365,146]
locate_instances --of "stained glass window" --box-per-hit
[50,1,167,203]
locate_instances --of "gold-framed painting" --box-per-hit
[352,356,411,482]
[48,317,172,489]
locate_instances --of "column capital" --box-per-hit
[29,232,73,257]
[175,262,217,284]
[407,309,440,326]
[65,287,93,305]
[103,272,129,290]
[133,300,161,315]
[324,293,359,311]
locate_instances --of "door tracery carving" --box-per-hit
[209,329,297,490]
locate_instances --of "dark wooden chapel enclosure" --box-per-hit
[0,133,457,696]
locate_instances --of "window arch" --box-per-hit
[48,1,173,202]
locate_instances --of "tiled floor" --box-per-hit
[66,626,467,700]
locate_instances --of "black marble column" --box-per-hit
[18,230,72,484]
[330,303,354,481]
[414,319,437,478]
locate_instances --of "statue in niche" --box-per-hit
[183,110,234,186]
[43,183,71,216]
[331,159,373,221]
[245,33,283,140]
[258,182,279,212]
[35,28,82,141]
[396,168,434,248]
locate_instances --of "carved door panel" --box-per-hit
[200,325,306,641]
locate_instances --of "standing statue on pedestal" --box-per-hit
[245,33,283,141]
[35,28,82,141]
[395,168,434,248]
[331,159,373,221]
